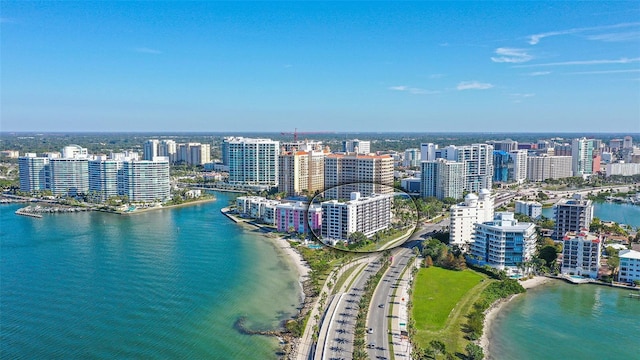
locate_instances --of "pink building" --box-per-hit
[276,202,322,233]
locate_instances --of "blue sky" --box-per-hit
[1,1,639,132]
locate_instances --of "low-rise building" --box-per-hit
[618,249,640,284]
[275,202,322,234]
[235,196,280,225]
[561,231,602,279]
[515,201,543,219]
[449,189,494,248]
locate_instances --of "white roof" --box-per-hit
[620,249,640,260]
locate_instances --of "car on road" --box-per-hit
[378,303,385,308]
[367,328,374,334]
[367,342,375,348]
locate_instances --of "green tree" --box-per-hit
[465,343,484,360]
[538,245,559,266]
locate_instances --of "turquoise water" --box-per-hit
[0,193,301,359]
[488,281,640,360]
[542,201,640,227]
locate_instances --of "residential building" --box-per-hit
[488,139,518,152]
[420,159,464,200]
[342,139,371,154]
[143,140,159,161]
[572,137,595,177]
[119,157,170,202]
[606,162,640,177]
[510,150,528,183]
[619,249,640,284]
[324,153,393,199]
[553,195,594,240]
[420,143,438,161]
[493,150,511,183]
[449,189,494,248]
[403,148,421,168]
[526,155,572,181]
[455,144,494,193]
[561,231,602,279]
[18,154,50,192]
[278,149,326,196]
[176,143,211,165]
[226,137,280,187]
[49,158,90,196]
[470,212,537,275]
[62,144,88,159]
[609,139,624,152]
[275,202,322,233]
[0,150,20,158]
[623,136,633,149]
[235,196,279,225]
[88,158,121,202]
[158,140,177,163]
[320,192,392,245]
[515,201,542,219]
[400,177,421,194]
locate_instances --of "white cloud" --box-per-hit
[457,81,494,90]
[515,57,640,68]
[568,69,640,75]
[528,22,640,45]
[586,31,640,42]
[527,71,551,76]
[491,48,533,63]
[388,85,439,95]
[134,47,162,54]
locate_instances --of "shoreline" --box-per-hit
[111,197,218,215]
[480,276,555,359]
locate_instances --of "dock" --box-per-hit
[15,210,43,218]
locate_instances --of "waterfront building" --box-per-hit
[235,196,280,225]
[403,148,421,168]
[526,155,572,181]
[120,157,170,203]
[420,143,438,161]
[176,143,211,165]
[572,137,595,177]
[449,189,494,248]
[18,154,50,192]
[420,159,464,200]
[278,149,326,196]
[143,140,159,161]
[561,231,602,279]
[49,158,90,196]
[455,144,494,193]
[605,162,640,177]
[553,195,594,240]
[320,192,392,244]
[618,249,640,284]
[470,212,537,275]
[275,202,322,233]
[515,200,542,219]
[324,153,393,199]
[88,158,121,202]
[226,137,279,187]
[342,139,371,154]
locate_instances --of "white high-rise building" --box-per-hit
[420,159,465,200]
[572,138,594,177]
[324,153,393,199]
[320,192,392,244]
[342,139,371,154]
[18,154,50,192]
[420,143,438,161]
[120,157,170,202]
[49,158,89,196]
[449,189,494,248]
[509,150,528,183]
[561,231,602,279]
[88,159,122,202]
[62,145,88,159]
[158,140,177,163]
[143,140,160,161]
[623,136,633,149]
[226,137,279,187]
[470,212,537,275]
[455,144,494,193]
[526,155,573,181]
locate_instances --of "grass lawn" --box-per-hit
[412,266,492,354]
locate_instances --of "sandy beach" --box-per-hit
[480,276,555,359]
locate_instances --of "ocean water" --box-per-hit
[542,201,640,227]
[488,281,640,360]
[0,193,302,359]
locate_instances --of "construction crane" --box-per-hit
[280,128,334,142]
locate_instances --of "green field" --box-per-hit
[412,266,491,353]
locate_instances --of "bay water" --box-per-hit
[0,192,302,359]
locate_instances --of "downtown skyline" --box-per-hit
[1,1,639,133]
